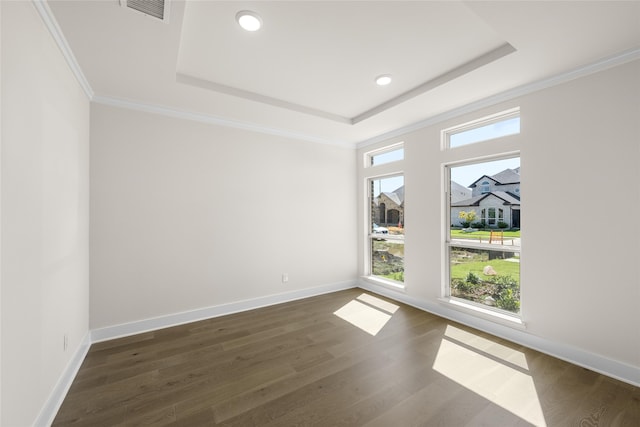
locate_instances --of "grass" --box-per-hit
[450,259,520,284]
[450,229,520,241]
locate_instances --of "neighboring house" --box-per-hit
[374,186,404,226]
[451,181,472,203]
[451,168,521,228]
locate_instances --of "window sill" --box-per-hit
[438,297,526,330]
[361,275,406,292]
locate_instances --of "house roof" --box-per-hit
[392,185,404,202]
[451,191,520,207]
[468,175,498,188]
[469,168,520,188]
[491,168,520,185]
[376,185,404,207]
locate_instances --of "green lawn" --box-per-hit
[451,229,520,240]
[450,259,520,283]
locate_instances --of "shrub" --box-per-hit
[471,221,485,229]
[487,275,520,312]
[496,288,520,312]
[497,221,509,229]
[460,221,471,228]
[453,278,476,293]
[466,271,480,285]
[490,275,518,295]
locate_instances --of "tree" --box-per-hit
[458,210,477,228]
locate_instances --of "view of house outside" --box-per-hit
[370,175,404,283]
[449,157,521,313]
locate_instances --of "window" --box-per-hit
[366,143,404,167]
[368,174,404,284]
[443,108,520,149]
[447,156,521,315]
[481,181,490,193]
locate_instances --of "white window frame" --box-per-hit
[364,142,404,168]
[442,107,520,150]
[365,172,405,290]
[443,153,523,326]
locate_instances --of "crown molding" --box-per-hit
[32,0,94,100]
[31,0,639,151]
[357,47,640,149]
[92,95,354,148]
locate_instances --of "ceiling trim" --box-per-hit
[357,47,640,149]
[92,95,353,148]
[176,73,351,124]
[352,43,516,124]
[32,0,94,100]
[178,43,516,125]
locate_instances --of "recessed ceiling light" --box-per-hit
[236,10,262,32]
[375,74,392,86]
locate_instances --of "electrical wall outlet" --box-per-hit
[63,334,68,352]
[282,273,289,283]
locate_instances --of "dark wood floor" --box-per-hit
[54,289,639,426]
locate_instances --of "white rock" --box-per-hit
[483,265,497,276]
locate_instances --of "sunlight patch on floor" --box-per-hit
[333,293,398,336]
[433,325,547,426]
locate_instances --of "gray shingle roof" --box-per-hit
[451,194,487,207]
[451,191,520,207]
[491,168,520,184]
[381,191,402,206]
[468,168,520,188]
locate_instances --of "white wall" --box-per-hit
[358,60,640,381]
[90,103,357,330]
[1,2,90,426]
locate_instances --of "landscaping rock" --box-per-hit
[483,265,497,276]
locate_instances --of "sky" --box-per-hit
[450,116,520,148]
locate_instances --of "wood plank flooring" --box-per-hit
[53,289,639,426]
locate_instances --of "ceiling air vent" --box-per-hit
[121,0,169,22]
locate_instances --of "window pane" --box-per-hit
[372,239,404,282]
[370,175,404,283]
[449,156,520,314]
[450,246,520,313]
[450,116,520,148]
[369,147,404,166]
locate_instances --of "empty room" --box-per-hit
[1,0,639,426]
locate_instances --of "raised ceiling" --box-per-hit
[48,0,640,146]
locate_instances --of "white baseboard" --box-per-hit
[91,280,357,343]
[358,279,640,388]
[33,332,92,427]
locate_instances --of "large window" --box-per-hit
[369,175,405,284]
[447,157,521,315]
